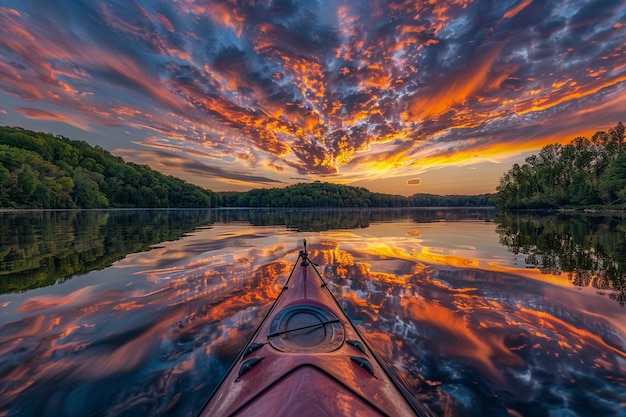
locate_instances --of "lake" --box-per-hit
[1,208,625,417]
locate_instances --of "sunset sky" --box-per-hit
[1,0,625,196]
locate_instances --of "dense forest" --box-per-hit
[1,126,493,209]
[0,127,218,208]
[493,122,626,210]
[218,183,494,208]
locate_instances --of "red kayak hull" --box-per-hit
[198,244,434,417]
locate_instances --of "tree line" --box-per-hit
[1,126,494,209]
[217,182,494,208]
[493,122,626,210]
[0,127,218,208]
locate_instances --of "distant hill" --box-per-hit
[0,126,218,208]
[1,126,494,209]
[218,182,494,208]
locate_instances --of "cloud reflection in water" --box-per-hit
[0,224,624,417]
[320,231,626,416]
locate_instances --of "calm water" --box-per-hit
[0,209,625,417]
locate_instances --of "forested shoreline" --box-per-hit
[217,183,493,208]
[493,122,626,210]
[4,122,626,211]
[1,127,218,208]
[0,126,492,209]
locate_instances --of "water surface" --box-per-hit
[1,209,624,416]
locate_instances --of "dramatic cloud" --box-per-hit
[0,0,624,194]
[114,147,285,189]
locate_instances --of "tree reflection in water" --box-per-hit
[0,208,493,294]
[314,235,626,417]
[0,209,624,417]
[0,209,215,293]
[495,211,626,306]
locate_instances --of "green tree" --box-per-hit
[17,165,37,202]
[494,121,625,210]
[0,126,217,208]
[73,170,108,208]
[599,150,626,205]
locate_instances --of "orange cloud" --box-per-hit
[405,45,505,121]
[16,107,67,121]
[502,0,533,20]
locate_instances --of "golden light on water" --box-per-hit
[1,218,625,416]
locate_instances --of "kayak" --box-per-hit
[198,240,436,417]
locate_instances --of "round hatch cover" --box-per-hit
[267,305,345,352]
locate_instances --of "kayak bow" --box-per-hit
[198,240,436,417]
